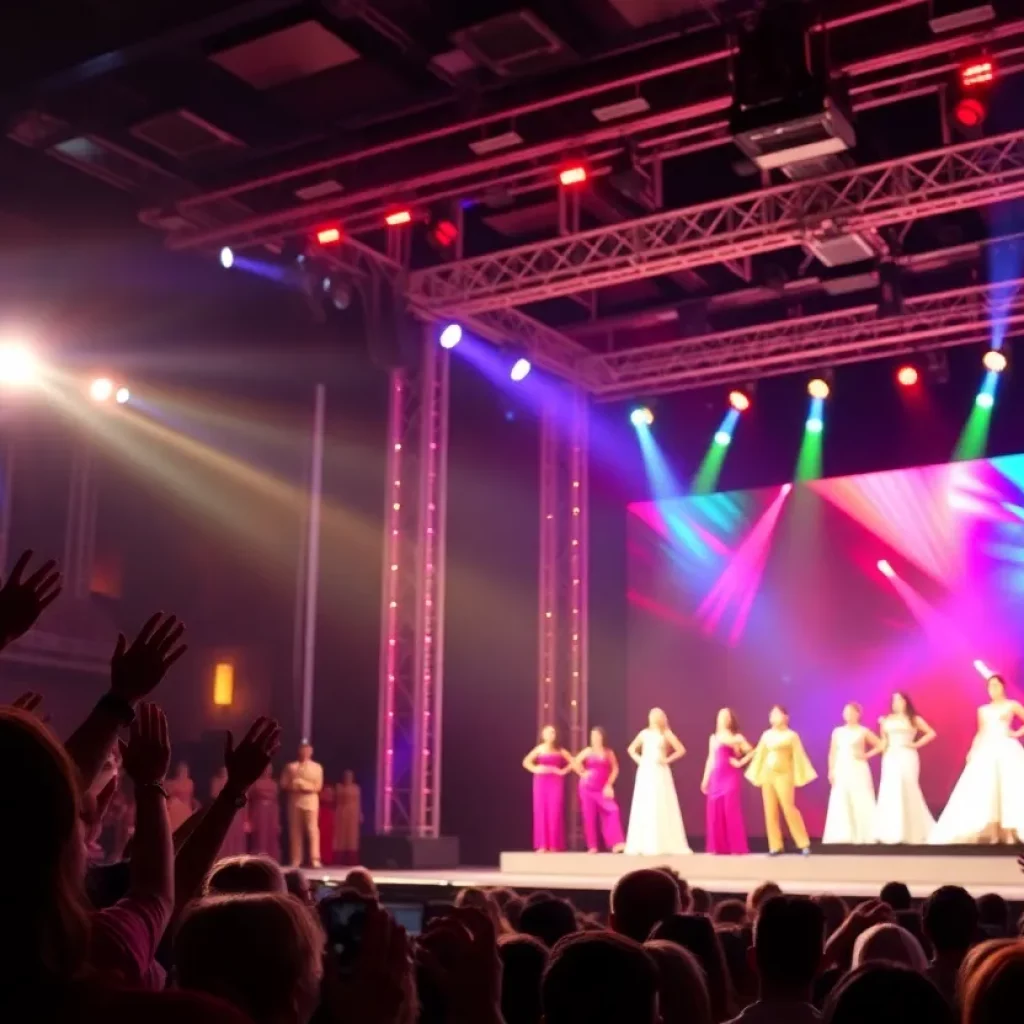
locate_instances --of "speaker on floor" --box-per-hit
[361,835,461,870]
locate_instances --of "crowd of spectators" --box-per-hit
[3,547,1024,1024]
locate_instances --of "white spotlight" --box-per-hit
[0,343,40,388]
[115,386,130,405]
[510,356,532,382]
[219,247,234,269]
[89,377,114,402]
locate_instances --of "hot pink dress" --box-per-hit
[705,739,749,854]
[532,752,566,851]
[579,753,625,851]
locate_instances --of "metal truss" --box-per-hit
[538,389,590,846]
[375,331,450,837]
[586,278,1024,399]
[407,130,1024,315]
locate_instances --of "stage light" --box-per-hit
[219,247,234,269]
[781,483,793,495]
[714,430,732,447]
[439,324,463,350]
[877,559,896,578]
[808,377,830,400]
[510,357,532,382]
[385,209,412,227]
[429,218,459,249]
[954,97,986,128]
[954,57,995,130]
[115,387,130,404]
[897,365,919,387]
[89,377,114,402]
[630,406,654,427]
[728,388,751,412]
[806,416,823,433]
[559,165,587,186]
[973,659,993,679]
[983,349,1007,373]
[961,59,994,88]
[976,391,994,409]
[0,342,40,388]
[316,226,342,246]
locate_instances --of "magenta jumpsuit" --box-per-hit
[579,753,625,851]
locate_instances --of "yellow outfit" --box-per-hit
[746,728,817,853]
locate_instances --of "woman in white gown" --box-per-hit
[823,702,884,844]
[625,707,691,855]
[875,692,937,844]
[930,675,1024,844]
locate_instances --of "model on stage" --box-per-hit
[572,727,626,853]
[822,703,883,844]
[522,725,573,852]
[930,675,1024,845]
[744,705,816,856]
[875,692,936,844]
[701,708,752,855]
[625,707,691,855]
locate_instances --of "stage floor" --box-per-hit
[315,849,1024,900]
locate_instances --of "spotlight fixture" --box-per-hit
[385,209,413,227]
[976,391,995,409]
[427,215,459,251]
[728,388,752,412]
[806,416,824,434]
[630,406,654,427]
[89,377,115,402]
[115,387,131,405]
[439,324,463,350]
[953,57,996,132]
[0,342,40,388]
[510,356,532,382]
[219,247,234,269]
[807,377,831,400]
[896,364,920,387]
[983,349,1007,373]
[315,226,342,246]
[714,430,732,447]
[877,559,896,578]
[559,164,588,186]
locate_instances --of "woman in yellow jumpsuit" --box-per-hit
[742,705,817,855]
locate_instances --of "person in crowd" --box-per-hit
[205,854,286,895]
[743,706,816,856]
[651,913,734,1021]
[956,938,1018,1008]
[823,703,882,844]
[875,692,936,844]
[520,896,579,949]
[974,892,1009,938]
[645,939,714,1024]
[175,893,326,1024]
[895,909,931,956]
[572,726,626,853]
[923,884,979,1001]
[334,769,362,865]
[284,869,316,907]
[542,931,659,1024]
[343,866,379,900]
[880,880,912,911]
[725,895,824,1024]
[713,899,749,926]
[625,707,690,855]
[824,963,953,1024]
[813,894,849,939]
[717,926,757,1008]
[851,923,928,971]
[318,781,336,866]
[523,725,573,852]
[961,941,1024,1024]
[691,887,713,915]
[498,933,548,1024]
[656,865,693,910]
[456,886,511,937]
[746,881,782,918]
[166,762,198,832]
[281,739,324,868]
[248,763,281,861]
[210,765,248,856]
[702,708,752,854]
[610,867,682,942]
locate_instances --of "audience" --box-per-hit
[651,913,734,1021]
[879,881,912,912]
[498,934,548,1024]
[610,868,682,942]
[713,899,749,926]
[976,893,1010,938]
[691,886,713,915]
[923,885,979,1002]
[960,940,1024,1024]
[645,939,713,1024]
[850,923,928,972]
[205,854,286,895]
[813,894,849,939]
[824,963,953,1024]
[519,897,579,949]
[746,882,782,918]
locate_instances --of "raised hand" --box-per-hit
[224,716,282,796]
[0,551,61,646]
[110,613,187,703]
[122,702,172,786]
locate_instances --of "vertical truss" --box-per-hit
[64,443,97,599]
[376,333,450,837]
[537,389,591,846]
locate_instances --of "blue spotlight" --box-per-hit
[630,406,654,427]
[510,356,532,382]
[439,323,463,349]
[219,246,234,269]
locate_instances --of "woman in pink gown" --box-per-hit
[211,767,248,857]
[522,725,572,851]
[573,727,626,852]
[701,708,752,855]
[247,764,281,861]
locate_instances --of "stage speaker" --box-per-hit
[362,835,460,870]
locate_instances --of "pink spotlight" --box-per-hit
[781,483,793,495]
[973,659,993,679]
[877,559,896,578]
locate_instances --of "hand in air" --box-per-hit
[110,612,187,703]
[121,702,172,786]
[0,551,61,646]
[224,716,282,796]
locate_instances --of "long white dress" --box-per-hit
[625,729,691,855]
[875,717,935,844]
[822,725,877,844]
[930,703,1024,844]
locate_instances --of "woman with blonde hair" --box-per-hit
[961,941,1024,1024]
[851,923,928,972]
[625,707,690,855]
[956,938,1019,1009]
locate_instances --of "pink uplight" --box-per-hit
[877,559,896,578]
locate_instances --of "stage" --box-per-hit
[314,848,1024,901]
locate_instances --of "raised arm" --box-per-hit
[862,727,885,758]
[912,716,937,749]
[664,731,686,764]
[701,735,715,793]
[627,732,644,765]
[570,747,592,776]
[0,550,61,654]
[558,748,574,775]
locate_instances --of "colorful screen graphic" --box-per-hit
[627,454,1024,840]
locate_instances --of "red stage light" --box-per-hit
[955,97,986,128]
[896,365,919,387]
[430,219,459,247]
[960,59,994,88]
[559,165,587,186]
[385,210,412,227]
[728,389,751,412]
[316,226,342,245]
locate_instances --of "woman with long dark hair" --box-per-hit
[875,692,936,844]
[701,708,751,855]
